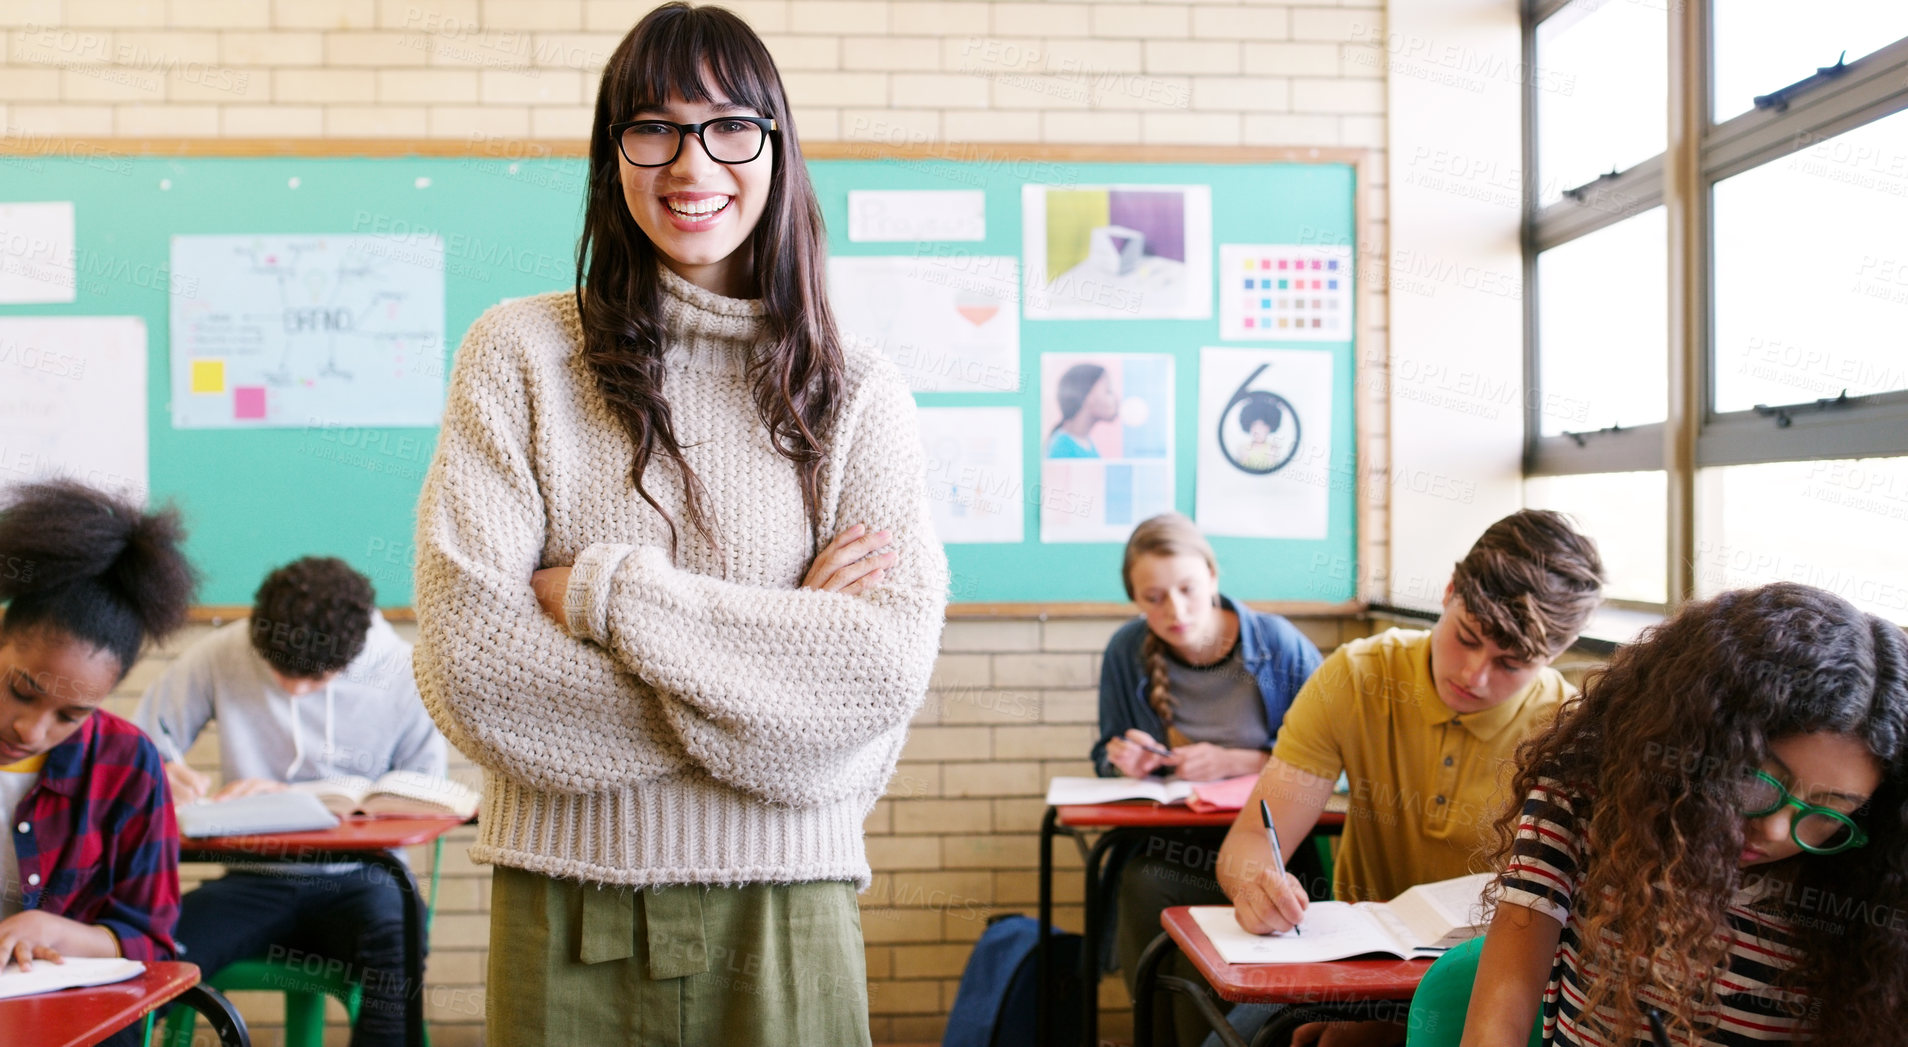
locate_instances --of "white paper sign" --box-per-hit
[918,407,1024,545]
[1196,347,1335,540]
[169,234,446,428]
[0,317,148,500]
[1219,243,1354,341]
[848,190,986,242]
[0,201,77,304]
[829,254,1020,393]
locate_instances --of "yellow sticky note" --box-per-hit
[191,360,225,394]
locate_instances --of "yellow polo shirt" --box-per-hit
[1270,628,1568,903]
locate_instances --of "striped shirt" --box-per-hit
[1499,779,1813,1045]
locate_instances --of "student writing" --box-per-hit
[1462,583,1908,1047]
[0,480,194,1047]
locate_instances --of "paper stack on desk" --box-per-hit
[0,957,144,999]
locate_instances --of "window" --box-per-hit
[1523,0,1908,625]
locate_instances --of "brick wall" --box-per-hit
[26,1,1400,1041]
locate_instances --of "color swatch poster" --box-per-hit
[169,234,445,428]
[1195,347,1334,540]
[0,316,148,500]
[1219,243,1353,341]
[1022,185,1213,320]
[917,406,1024,545]
[828,254,1021,393]
[1040,353,1175,543]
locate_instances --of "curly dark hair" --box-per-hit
[0,480,196,680]
[1488,582,1908,1045]
[249,557,375,678]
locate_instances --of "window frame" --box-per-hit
[1521,0,1908,607]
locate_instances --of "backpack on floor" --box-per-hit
[941,913,1085,1047]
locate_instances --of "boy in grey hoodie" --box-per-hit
[134,557,446,1047]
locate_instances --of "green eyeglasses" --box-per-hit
[1737,769,1869,855]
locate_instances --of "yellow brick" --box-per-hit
[889,2,985,35]
[1040,688,1098,725]
[790,1,887,35]
[376,68,478,102]
[1145,40,1240,76]
[62,67,164,102]
[0,0,62,29]
[1192,76,1292,113]
[758,33,839,72]
[993,653,1094,689]
[428,912,491,949]
[891,944,973,980]
[856,907,944,944]
[529,104,590,138]
[323,30,426,66]
[64,0,165,28]
[276,68,379,102]
[840,35,939,72]
[864,944,893,980]
[1090,4,1188,39]
[865,870,994,908]
[995,868,1085,907]
[943,107,1041,143]
[886,762,940,800]
[485,0,580,29]
[1143,111,1243,146]
[169,0,270,28]
[865,835,941,871]
[581,0,649,32]
[479,67,581,104]
[890,797,992,835]
[1041,618,1123,652]
[992,723,1092,762]
[864,798,891,835]
[991,796,1050,834]
[933,686,1042,726]
[273,0,378,31]
[528,31,617,69]
[940,833,1037,870]
[943,760,1040,799]
[382,0,482,30]
[991,3,1091,36]
[423,948,485,984]
[9,104,116,135]
[943,906,992,942]
[220,31,324,65]
[114,103,219,135]
[888,1015,951,1043]
[166,64,262,102]
[423,982,486,1023]
[1194,6,1290,41]
[941,618,1041,653]
[899,725,990,763]
[779,70,887,109]
[324,103,428,135]
[0,69,61,102]
[423,1022,485,1047]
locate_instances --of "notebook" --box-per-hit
[1187,871,1495,964]
[1044,774,1255,807]
[0,957,144,999]
[175,789,341,838]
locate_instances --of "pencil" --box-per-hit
[1259,799,1300,936]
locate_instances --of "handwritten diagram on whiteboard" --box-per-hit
[169,235,445,429]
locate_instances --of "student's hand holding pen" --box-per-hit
[1234,864,1310,935]
[162,760,212,805]
[1105,728,1175,778]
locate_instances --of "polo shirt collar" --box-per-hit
[1408,630,1537,742]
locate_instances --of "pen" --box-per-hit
[1646,1007,1670,1047]
[1134,738,1174,759]
[1259,799,1299,936]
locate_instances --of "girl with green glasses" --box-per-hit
[1458,582,1908,1047]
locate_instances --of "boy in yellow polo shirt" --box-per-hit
[1212,510,1603,1046]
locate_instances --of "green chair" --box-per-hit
[1404,936,1545,1047]
[162,837,443,1047]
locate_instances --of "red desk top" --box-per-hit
[1,960,199,1047]
[1160,906,1430,1005]
[180,813,468,859]
[1055,804,1347,830]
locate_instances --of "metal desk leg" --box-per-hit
[1247,1001,1411,1047]
[1037,806,1058,1047]
[1132,931,1246,1047]
[176,982,252,1047]
[1079,827,1136,1047]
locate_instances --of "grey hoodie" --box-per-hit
[134,613,446,795]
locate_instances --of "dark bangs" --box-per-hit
[601,7,786,126]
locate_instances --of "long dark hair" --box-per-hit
[0,479,196,680]
[575,3,841,557]
[1488,582,1908,1044]
[1049,362,1106,439]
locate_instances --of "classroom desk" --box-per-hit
[1,961,251,1047]
[1132,907,1431,1047]
[180,814,467,1047]
[1036,803,1347,1047]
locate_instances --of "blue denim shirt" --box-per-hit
[1092,595,1322,777]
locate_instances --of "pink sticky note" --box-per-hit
[234,386,267,420]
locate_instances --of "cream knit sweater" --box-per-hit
[412,267,948,889]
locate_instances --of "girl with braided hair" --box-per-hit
[1091,512,1322,1045]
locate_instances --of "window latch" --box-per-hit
[1561,423,1625,448]
[1753,51,1850,113]
[1752,390,1852,428]
[1560,167,1622,203]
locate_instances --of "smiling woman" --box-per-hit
[410,5,947,1047]
[0,479,195,1047]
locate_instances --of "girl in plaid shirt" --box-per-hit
[0,480,194,977]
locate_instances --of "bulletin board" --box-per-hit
[0,141,1374,609]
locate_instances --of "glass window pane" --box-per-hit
[1713,3,1908,123]
[1536,208,1668,435]
[1524,471,1668,605]
[1697,457,1908,625]
[1535,0,1667,206]
[1712,111,1908,414]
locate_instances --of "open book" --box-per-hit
[1188,872,1495,964]
[1044,773,1353,814]
[292,771,479,819]
[0,957,144,1000]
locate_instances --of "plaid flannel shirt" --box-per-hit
[10,709,180,961]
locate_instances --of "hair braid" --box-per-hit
[1142,631,1176,733]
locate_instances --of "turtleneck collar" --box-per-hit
[652,264,770,374]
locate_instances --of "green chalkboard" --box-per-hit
[0,148,1361,606]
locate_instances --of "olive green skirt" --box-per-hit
[487,866,873,1047]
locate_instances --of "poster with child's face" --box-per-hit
[1040,353,1175,544]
